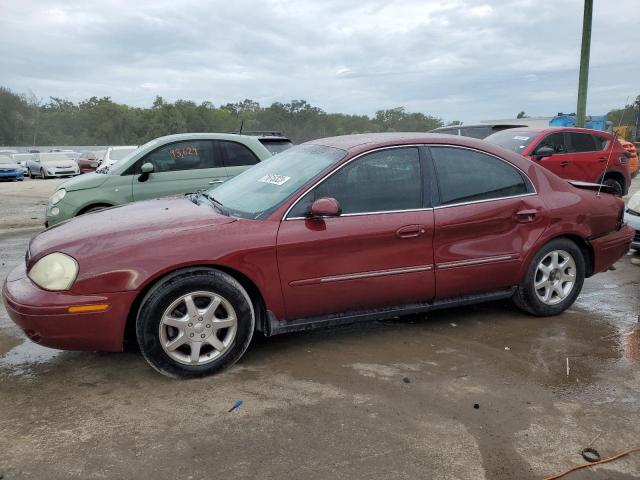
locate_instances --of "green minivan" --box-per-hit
[45,133,289,226]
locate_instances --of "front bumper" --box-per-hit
[0,170,23,180]
[589,224,635,273]
[2,263,137,352]
[623,209,640,249]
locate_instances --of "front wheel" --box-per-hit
[513,238,585,316]
[39,169,46,180]
[602,178,623,197]
[136,269,255,378]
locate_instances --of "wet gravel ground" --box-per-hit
[0,179,639,479]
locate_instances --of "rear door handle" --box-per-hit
[396,224,426,239]
[560,161,569,167]
[598,157,607,162]
[514,209,537,223]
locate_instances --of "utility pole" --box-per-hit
[576,0,593,128]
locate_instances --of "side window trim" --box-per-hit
[427,145,536,208]
[284,145,431,220]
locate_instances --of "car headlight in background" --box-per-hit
[49,188,66,205]
[28,252,78,291]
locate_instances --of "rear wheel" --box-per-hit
[602,177,623,196]
[39,169,46,180]
[136,269,255,378]
[513,238,585,316]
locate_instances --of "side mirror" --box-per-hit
[138,162,154,182]
[309,197,341,218]
[533,145,554,160]
[141,162,154,174]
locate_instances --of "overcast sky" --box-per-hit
[1,0,637,122]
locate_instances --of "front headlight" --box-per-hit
[50,188,66,205]
[28,252,78,291]
[628,194,640,214]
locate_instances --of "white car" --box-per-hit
[625,191,640,250]
[96,145,138,172]
[11,153,33,176]
[26,152,80,179]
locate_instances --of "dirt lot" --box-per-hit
[0,177,639,479]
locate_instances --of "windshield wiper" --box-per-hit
[200,192,228,216]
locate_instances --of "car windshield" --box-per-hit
[485,130,537,153]
[205,144,347,219]
[260,139,293,155]
[39,153,72,163]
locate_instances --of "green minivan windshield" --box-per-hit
[206,144,347,219]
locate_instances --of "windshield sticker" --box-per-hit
[513,136,530,141]
[258,174,291,186]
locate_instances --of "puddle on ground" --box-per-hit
[0,339,62,376]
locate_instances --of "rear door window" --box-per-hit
[220,141,260,167]
[567,132,597,153]
[431,147,530,205]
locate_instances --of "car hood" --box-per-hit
[0,163,22,170]
[29,197,237,263]
[58,172,110,191]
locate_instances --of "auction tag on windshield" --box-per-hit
[513,136,530,141]
[259,174,291,186]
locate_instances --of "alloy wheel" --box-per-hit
[534,250,576,305]
[159,291,237,365]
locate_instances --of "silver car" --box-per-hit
[26,152,80,179]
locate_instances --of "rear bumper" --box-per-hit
[2,263,137,352]
[590,224,635,273]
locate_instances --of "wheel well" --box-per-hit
[77,203,113,215]
[600,170,625,190]
[552,234,594,277]
[122,265,267,351]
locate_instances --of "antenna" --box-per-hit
[239,119,244,134]
[596,130,618,197]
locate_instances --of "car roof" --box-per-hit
[431,123,526,130]
[306,132,496,151]
[500,126,613,137]
[149,132,270,143]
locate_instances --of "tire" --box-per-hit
[39,169,46,180]
[136,269,255,378]
[513,238,585,316]
[602,177,623,197]
[28,168,33,179]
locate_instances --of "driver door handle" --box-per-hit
[559,161,569,167]
[514,209,537,223]
[209,179,225,185]
[396,224,426,239]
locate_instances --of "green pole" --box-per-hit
[576,0,593,128]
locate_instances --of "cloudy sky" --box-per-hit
[1,0,637,122]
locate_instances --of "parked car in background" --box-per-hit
[485,127,631,196]
[0,154,24,181]
[95,146,138,172]
[26,152,80,179]
[429,123,525,139]
[235,131,293,155]
[77,150,106,173]
[11,153,32,176]
[4,133,633,378]
[45,133,274,226]
[618,139,638,178]
[625,191,640,251]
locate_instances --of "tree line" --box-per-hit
[0,87,444,146]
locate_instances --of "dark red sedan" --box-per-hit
[3,133,633,377]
